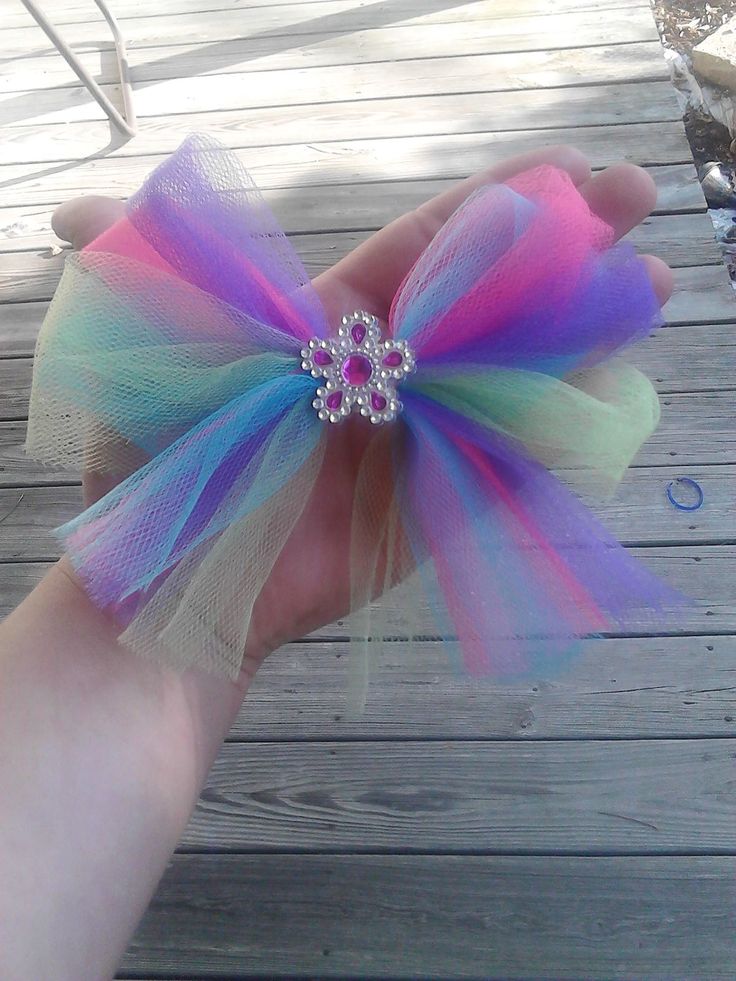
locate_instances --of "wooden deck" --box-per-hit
[1,0,735,977]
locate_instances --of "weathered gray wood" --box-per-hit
[0,424,75,484]
[633,212,719,264]
[2,387,735,477]
[0,575,732,738]
[665,264,735,322]
[0,0,650,31]
[3,3,734,980]
[0,163,706,256]
[1,44,672,131]
[2,4,661,58]
[0,212,720,306]
[0,122,694,211]
[178,738,736,852]
[2,547,735,631]
[357,545,736,634]
[0,9,660,93]
[0,462,733,561]
[3,263,729,366]
[236,634,736,740]
[0,302,45,354]
[651,390,736,465]
[0,80,687,170]
[631,322,736,392]
[0,422,75,484]
[121,854,736,979]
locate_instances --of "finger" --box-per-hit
[416,144,591,230]
[52,196,126,250]
[323,145,591,315]
[576,163,657,241]
[641,254,674,306]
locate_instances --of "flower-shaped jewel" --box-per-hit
[301,311,416,424]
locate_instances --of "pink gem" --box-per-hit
[370,391,387,411]
[341,353,373,387]
[383,350,403,368]
[351,322,366,344]
[325,390,343,410]
[314,349,333,367]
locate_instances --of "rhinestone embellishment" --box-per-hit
[301,311,415,424]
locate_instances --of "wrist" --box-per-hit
[0,560,250,980]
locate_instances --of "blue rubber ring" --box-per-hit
[666,477,704,512]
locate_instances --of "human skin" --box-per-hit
[0,146,673,981]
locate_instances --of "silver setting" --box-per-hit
[301,310,415,425]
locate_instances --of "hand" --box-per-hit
[0,146,673,981]
[53,146,673,681]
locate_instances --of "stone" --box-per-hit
[693,17,736,91]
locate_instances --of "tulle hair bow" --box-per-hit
[27,134,681,688]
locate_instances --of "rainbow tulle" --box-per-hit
[27,134,681,685]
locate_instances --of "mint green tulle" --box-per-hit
[410,360,660,493]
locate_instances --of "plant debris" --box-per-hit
[653,1,734,57]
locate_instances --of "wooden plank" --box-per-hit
[121,854,736,979]
[0,380,736,476]
[0,9,660,93]
[0,45,671,129]
[0,389,732,491]
[4,388,735,488]
[1,298,724,388]
[177,738,736,852]
[0,302,44,355]
[0,211,720,305]
[1,2,659,56]
[0,80,685,169]
[352,545,736,634]
[2,258,727,365]
[631,322,736,393]
[2,547,736,631]
[0,462,733,561]
[665,264,735,323]
[633,212,719,265]
[0,162,706,255]
[0,424,74,484]
[1,385,735,482]
[0,123,695,211]
[0,0,650,31]
[235,634,736,740]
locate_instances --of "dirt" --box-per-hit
[653,0,733,56]
[652,0,735,167]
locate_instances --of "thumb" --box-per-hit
[52,196,126,250]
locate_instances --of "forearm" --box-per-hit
[0,562,249,981]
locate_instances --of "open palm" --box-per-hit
[53,145,673,683]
